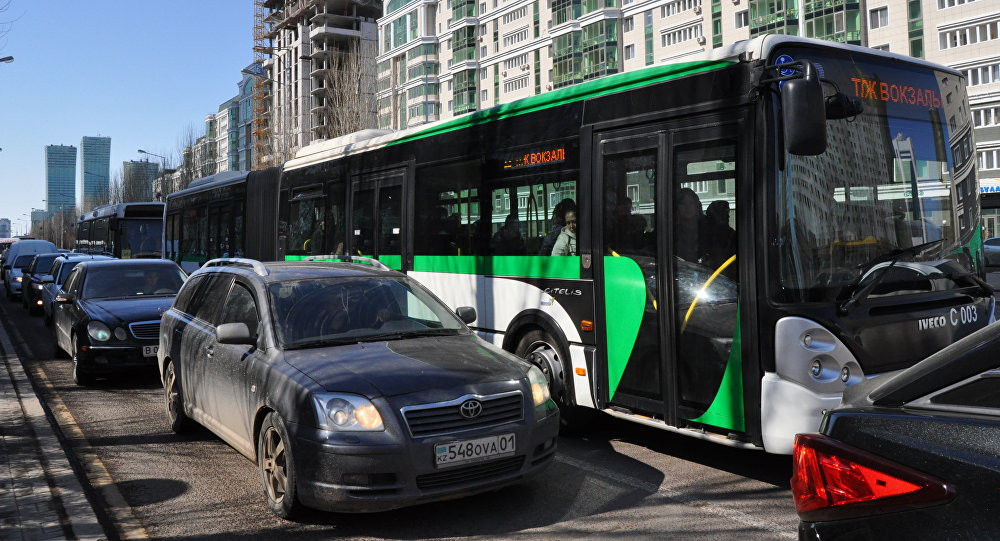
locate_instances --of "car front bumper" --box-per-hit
[77,344,159,374]
[290,411,560,513]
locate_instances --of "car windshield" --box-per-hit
[269,276,468,349]
[82,266,186,299]
[56,261,82,285]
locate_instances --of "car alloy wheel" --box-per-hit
[258,412,302,518]
[163,362,192,433]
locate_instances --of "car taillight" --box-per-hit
[791,433,956,522]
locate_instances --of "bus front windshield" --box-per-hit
[119,219,163,258]
[773,48,978,302]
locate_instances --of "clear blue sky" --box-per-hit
[0,1,253,235]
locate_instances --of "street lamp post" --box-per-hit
[0,56,13,64]
[138,149,170,200]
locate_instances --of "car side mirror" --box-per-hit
[455,306,477,325]
[217,322,255,345]
[781,61,827,156]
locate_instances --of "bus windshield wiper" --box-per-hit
[927,269,994,297]
[838,239,945,315]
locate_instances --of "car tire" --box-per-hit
[163,361,193,434]
[258,412,303,519]
[71,335,95,386]
[514,329,591,431]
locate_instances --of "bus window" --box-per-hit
[492,180,577,256]
[414,159,482,255]
[287,189,325,256]
[325,182,346,255]
[233,202,245,257]
[94,218,109,254]
[379,186,402,255]
[352,189,374,256]
[182,208,201,263]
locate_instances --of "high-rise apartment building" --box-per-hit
[0,219,10,239]
[375,0,750,130]
[80,136,111,213]
[45,145,77,213]
[255,0,382,166]
[122,160,160,202]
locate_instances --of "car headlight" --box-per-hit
[311,393,384,431]
[527,365,551,407]
[114,327,128,341]
[14,276,21,283]
[87,321,112,342]
[33,284,44,290]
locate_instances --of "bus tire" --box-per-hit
[514,329,589,431]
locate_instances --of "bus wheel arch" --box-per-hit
[505,312,575,409]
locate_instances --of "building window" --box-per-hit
[504,52,530,70]
[937,0,978,8]
[871,43,890,51]
[980,149,1000,170]
[939,21,999,50]
[963,62,1000,86]
[481,89,488,102]
[503,74,530,93]
[624,44,635,59]
[502,6,528,24]
[662,24,702,46]
[503,26,530,47]
[974,107,1000,127]
[735,10,748,28]
[623,16,634,32]
[869,7,888,29]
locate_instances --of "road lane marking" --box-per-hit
[555,454,797,540]
[2,306,151,539]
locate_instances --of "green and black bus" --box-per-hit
[166,35,991,453]
[76,202,166,259]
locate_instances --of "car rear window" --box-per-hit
[33,255,59,274]
[14,255,34,268]
[83,266,186,299]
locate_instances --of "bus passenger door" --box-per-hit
[351,169,406,270]
[595,118,745,437]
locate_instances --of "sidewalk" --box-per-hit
[0,321,106,540]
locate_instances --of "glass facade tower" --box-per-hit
[45,145,77,213]
[80,136,111,213]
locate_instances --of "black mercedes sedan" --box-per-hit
[53,259,186,385]
[792,321,1000,540]
[158,257,559,519]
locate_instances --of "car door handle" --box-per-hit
[205,347,214,358]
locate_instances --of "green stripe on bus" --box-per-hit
[412,255,580,279]
[603,256,646,399]
[284,255,308,261]
[387,60,735,146]
[688,305,745,432]
[379,255,402,270]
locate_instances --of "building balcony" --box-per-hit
[311,23,362,42]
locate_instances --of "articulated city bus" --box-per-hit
[167,35,991,453]
[76,202,166,259]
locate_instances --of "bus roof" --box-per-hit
[170,170,251,198]
[80,202,165,222]
[287,34,962,173]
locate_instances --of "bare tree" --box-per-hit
[316,37,378,140]
[172,124,198,192]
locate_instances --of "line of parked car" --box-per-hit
[0,243,559,520]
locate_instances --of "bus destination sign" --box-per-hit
[850,77,942,108]
[503,147,567,170]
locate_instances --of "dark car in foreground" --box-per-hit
[53,259,186,385]
[159,257,559,518]
[792,322,1000,540]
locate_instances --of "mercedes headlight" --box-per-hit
[527,365,551,407]
[311,393,384,431]
[87,321,112,342]
[14,276,21,283]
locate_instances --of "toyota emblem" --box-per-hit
[459,399,483,419]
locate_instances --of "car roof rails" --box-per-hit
[302,254,391,272]
[203,258,270,277]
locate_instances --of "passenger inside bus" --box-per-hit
[540,198,576,255]
[675,188,709,264]
[551,210,578,256]
[704,200,736,272]
[491,214,525,255]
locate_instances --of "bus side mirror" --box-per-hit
[781,62,827,156]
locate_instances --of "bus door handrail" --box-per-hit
[303,254,391,271]
[203,258,270,277]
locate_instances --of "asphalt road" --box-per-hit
[4,297,798,540]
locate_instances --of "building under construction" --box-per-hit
[253,0,381,169]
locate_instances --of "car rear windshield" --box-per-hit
[32,255,59,274]
[82,266,186,299]
[14,255,35,268]
[269,276,467,349]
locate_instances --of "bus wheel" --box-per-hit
[515,329,587,430]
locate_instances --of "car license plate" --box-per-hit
[434,433,515,468]
[143,345,158,357]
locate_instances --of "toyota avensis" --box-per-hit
[158,257,559,518]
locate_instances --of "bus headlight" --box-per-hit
[87,321,112,342]
[527,365,551,407]
[312,394,384,431]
